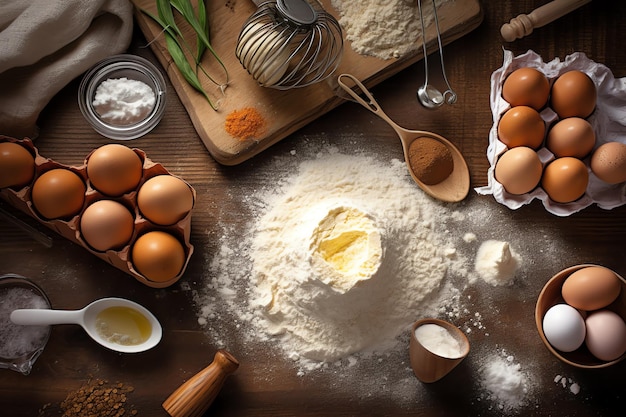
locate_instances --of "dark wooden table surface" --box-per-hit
[2,1,626,416]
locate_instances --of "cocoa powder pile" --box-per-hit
[408,137,454,185]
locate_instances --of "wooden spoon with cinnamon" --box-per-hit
[337,74,470,203]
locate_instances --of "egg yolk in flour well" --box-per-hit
[309,206,383,293]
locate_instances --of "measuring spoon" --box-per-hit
[10,297,162,353]
[417,83,457,109]
[337,74,470,203]
[416,0,457,109]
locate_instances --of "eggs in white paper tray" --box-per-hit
[476,50,626,216]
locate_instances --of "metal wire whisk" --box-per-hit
[235,0,343,90]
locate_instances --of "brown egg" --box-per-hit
[0,142,36,189]
[546,117,596,158]
[541,157,589,203]
[562,266,621,311]
[550,70,597,119]
[590,141,626,184]
[502,67,550,110]
[131,231,186,282]
[31,169,86,219]
[137,175,194,225]
[87,144,143,196]
[80,200,135,252]
[497,106,545,149]
[495,147,543,195]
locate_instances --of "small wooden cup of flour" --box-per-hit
[409,318,470,383]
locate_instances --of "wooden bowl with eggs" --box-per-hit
[536,264,626,368]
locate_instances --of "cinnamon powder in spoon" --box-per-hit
[408,137,454,185]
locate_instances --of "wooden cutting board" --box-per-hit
[131,0,482,165]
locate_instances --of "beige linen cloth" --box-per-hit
[0,0,134,139]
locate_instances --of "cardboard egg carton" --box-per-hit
[0,136,194,288]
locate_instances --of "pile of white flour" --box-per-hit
[331,0,449,59]
[195,147,471,371]
[249,153,451,363]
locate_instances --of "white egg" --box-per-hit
[542,304,586,352]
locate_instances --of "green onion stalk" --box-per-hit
[142,0,229,110]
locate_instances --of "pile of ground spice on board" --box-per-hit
[42,378,137,417]
[224,107,266,141]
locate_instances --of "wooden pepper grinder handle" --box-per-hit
[163,349,239,417]
[500,0,591,42]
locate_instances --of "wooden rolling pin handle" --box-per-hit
[163,350,240,417]
[501,0,592,42]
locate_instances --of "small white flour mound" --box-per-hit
[463,232,477,243]
[93,77,155,125]
[331,0,448,59]
[474,240,521,286]
[480,353,529,411]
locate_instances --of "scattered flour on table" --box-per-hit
[554,374,581,395]
[479,349,532,412]
[331,0,449,59]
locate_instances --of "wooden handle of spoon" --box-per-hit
[337,73,406,138]
[163,349,239,417]
[501,0,591,42]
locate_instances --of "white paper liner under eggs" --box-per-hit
[475,49,626,216]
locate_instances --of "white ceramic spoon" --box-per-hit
[10,297,162,353]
